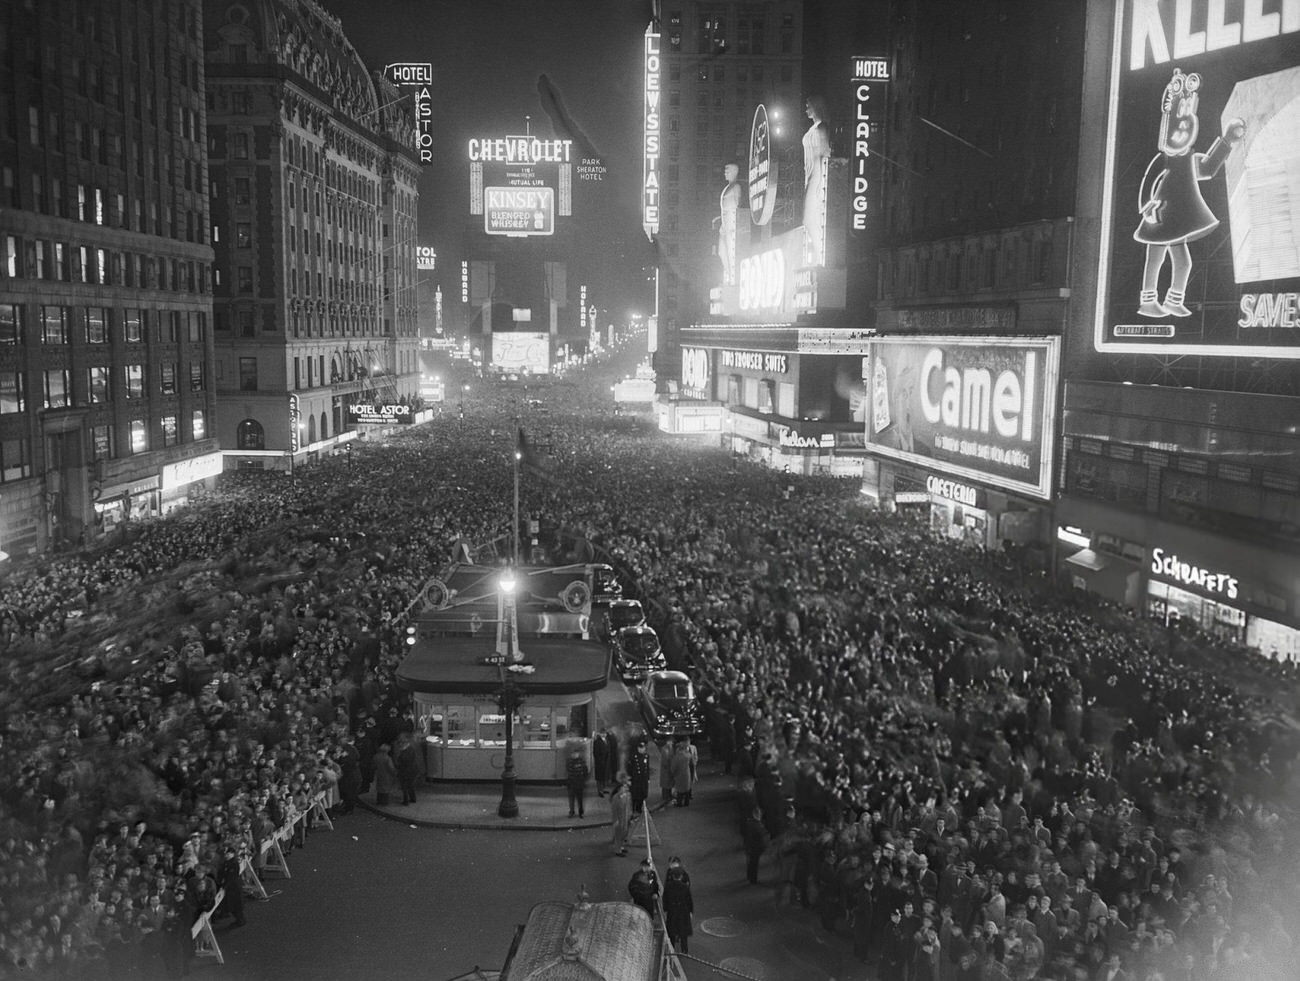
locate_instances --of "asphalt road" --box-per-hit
[196,757,867,981]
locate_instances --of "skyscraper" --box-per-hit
[0,0,218,556]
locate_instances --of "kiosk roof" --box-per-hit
[395,637,610,695]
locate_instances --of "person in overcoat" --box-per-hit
[663,858,695,953]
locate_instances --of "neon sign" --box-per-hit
[580,285,588,329]
[1149,546,1239,599]
[748,104,777,226]
[851,56,889,233]
[738,248,786,312]
[466,137,572,164]
[642,26,662,236]
[383,63,433,164]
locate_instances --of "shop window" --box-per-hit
[443,705,474,747]
[0,437,31,482]
[0,371,25,414]
[43,369,69,408]
[124,363,144,399]
[519,710,553,747]
[86,366,109,404]
[478,708,511,747]
[0,304,21,344]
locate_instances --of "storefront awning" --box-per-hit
[1064,548,1109,572]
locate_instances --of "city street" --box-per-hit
[204,759,862,981]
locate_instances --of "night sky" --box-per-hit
[318,0,658,321]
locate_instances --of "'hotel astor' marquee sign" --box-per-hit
[383,63,433,164]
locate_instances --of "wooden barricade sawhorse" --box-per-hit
[308,791,334,831]
[239,854,269,901]
[191,887,225,964]
[258,823,293,880]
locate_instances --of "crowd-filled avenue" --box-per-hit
[2,346,1298,981]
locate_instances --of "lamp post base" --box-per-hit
[498,764,519,818]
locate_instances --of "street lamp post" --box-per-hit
[497,571,520,818]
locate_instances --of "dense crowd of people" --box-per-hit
[1,354,1298,980]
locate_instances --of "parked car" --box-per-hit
[601,598,646,641]
[634,670,705,738]
[612,624,666,684]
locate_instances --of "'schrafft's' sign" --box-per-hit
[642,26,662,237]
[382,63,432,164]
[850,56,889,234]
[866,336,1060,500]
[1095,0,1300,358]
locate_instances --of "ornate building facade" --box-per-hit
[202,0,421,471]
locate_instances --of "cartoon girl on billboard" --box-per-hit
[1134,69,1245,318]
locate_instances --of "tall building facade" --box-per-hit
[648,0,805,386]
[1058,0,1300,659]
[862,0,1086,553]
[202,0,421,471]
[0,0,219,557]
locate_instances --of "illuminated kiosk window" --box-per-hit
[478,709,510,747]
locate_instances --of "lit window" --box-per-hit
[129,419,147,453]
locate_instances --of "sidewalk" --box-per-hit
[360,781,667,830]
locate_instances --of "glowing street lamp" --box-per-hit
[497,571,521,818]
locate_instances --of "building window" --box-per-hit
[0,304,22,344]
[91,425,112,461]
[189,314,204,343]
[192,409,206,441]
[232,133,249,159]
[124,363,144,399]
[86,366,110,403]
[238,357,257,391]
[129,419,147,453]
[235,177,250,205]
[0,371,25,414]
[238,310,254,337]
[85,308,108,343]
[236,418,265,450]
[236,223,251,248]
[124,309,143,342]
[161,414,178,446]
[190,361,204,391]
[4,235,17,277]
[0,438,31,482]
[237,267,252,293]
[159,363,175,394]
[42,306,69,344]
[43,369,69,408]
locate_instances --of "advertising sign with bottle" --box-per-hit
[866,336,1060,500]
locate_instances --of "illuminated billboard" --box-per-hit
[1095,0,1300,358]
[748,105,776,226]
[484,186,554,236]
[866,336,1060,500]
[492,332,550,374]
[680,346,711,399]
[642,26,662,237]
[469,135,571,237]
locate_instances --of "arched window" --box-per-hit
[319,411,328,439]
[236,418,265,450]
[307,414,316,444]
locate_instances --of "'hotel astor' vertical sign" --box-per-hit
[642,26,662,239]
[851,56,889,234]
